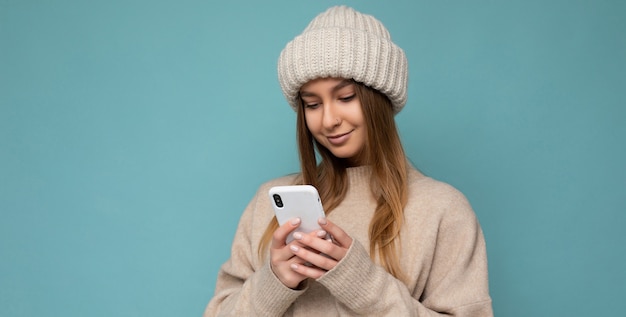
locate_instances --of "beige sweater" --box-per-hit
[204,165,493,316]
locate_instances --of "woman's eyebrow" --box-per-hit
[299,91,317,98]
[332,79,354,93]
[300,79,354,97]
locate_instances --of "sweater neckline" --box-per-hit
[345,165,372,189]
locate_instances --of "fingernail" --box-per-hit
[290,245,299,252]
[318,218,327,225]
[317,230,327,238]
[290,263,299,270]
[293,232,303,240]
[291,218,301,225]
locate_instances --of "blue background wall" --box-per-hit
[1,0,624,316]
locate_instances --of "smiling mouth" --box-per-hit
[327,130,353,145]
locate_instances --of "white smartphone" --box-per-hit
[269,185,327,244]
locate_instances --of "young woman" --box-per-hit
[204,6,493,316]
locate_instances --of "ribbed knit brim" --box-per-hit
[278,6,408,114]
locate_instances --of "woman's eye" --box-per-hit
[339,94,355,102]
[305,103,320,109]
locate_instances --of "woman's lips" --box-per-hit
[327,130,353,145]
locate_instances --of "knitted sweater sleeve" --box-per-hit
[316,186,493,316]
[203,187,304,317]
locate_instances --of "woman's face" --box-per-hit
[300,77,367,166]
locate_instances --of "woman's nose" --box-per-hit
[322,103,341,128]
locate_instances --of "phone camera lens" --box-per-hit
[273,194,283,208]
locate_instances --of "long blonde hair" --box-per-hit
[259,81,409,282]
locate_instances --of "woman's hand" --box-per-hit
[269,218,311,289]
[288,218,353,279]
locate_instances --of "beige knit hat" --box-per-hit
[278,5,408,114]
